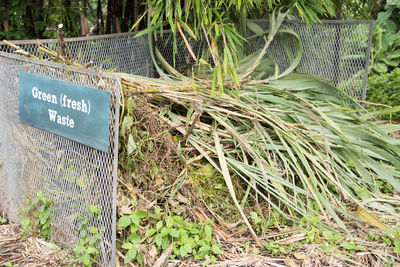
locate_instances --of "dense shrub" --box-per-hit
[367,68,400,120]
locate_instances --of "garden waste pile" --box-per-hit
[4,11,400,266]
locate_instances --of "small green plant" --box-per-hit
[367,68,400,121]
[20,190,53,240]
[0,215,6,224]
[263,217,372,257]
[382,228,400,254]
[152,214,223,263]
[340,241,366,251]
[119,209,148,265]
[318,228,343,253]
[20,215,32,234]
[369,2,400,74]
[73,205,102,267]
[250,212,276,235]
[3,262,18,267]
[118,207,223,266]
[264,242,289,255]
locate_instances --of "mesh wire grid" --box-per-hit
[0,52,119,267]
[155,32,204,76]
[246,19,373,100]
[0,33,153,77]
[154,20,373,100]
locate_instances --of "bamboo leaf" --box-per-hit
[356,206,389,229]
[176,21,198,62]
[213,131,263,247]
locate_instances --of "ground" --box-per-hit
[0,223,71,266]
[1,218,399,266]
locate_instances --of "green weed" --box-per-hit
[118,207,223,266]
[0,215,6,224]
[72,205,102,267]
[20,190,53,240]
[2,262,18,267]
[382,228,400,254]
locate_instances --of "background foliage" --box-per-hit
[367,68,400,120]
[2,0,395,40]
[369,0,400,74]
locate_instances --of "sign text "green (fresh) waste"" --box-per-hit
[19,72,110,152]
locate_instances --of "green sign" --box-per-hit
[19,72,110,152]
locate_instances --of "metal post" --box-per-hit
[111,79,120,267]
[362,21,374,102]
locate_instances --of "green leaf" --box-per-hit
[166,216,174,228]
[135,210,147,218]
[127,134,137,155]
[145,228,157,238]
[81,229,88,238]
[21,217,30,228]
[247,20,267,37]
[160,227,170,237]
[180,245,188,257]
[130,223,139,233]
[134,23,166,38]
[319,244,335,252]
[373,62,388,73]
[387,49,400,59]
[82,253,91,265]
[87,247,98,254]
[128,247,137,259]
[124,246,137,264]
[128,232,141,244]
[162,236,171,249]
[130,11,147,31]
[199,244,211,252]
[121,242,134,250]
[118,215,131,228]
[130,213,140,226]
[49,14,60,21]
[88,205,99,214]
[156,220,163,231]
[120,116,133,135]
[340,241,365,251]
[169,228,180,238]
[87,227,98,234]
[211,244,223,254]
[393,238,400,254]
[172,216,183,224]
[73,245,86,254]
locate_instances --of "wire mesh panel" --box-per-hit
[247,20,373,100]
[155,32,205,75]
[0,52,119,267]
[0,33,153,77]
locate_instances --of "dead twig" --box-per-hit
[153,243,173,267]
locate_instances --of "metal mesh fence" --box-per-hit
[155,32,204,75]
[246,20,373,100]
[0,52,119,266]
[0,33,153,77]
[154,20,373,100]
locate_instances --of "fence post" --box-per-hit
[362,21,374,102]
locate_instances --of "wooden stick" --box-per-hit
[2,40,38,59]
[38,45,85,68]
